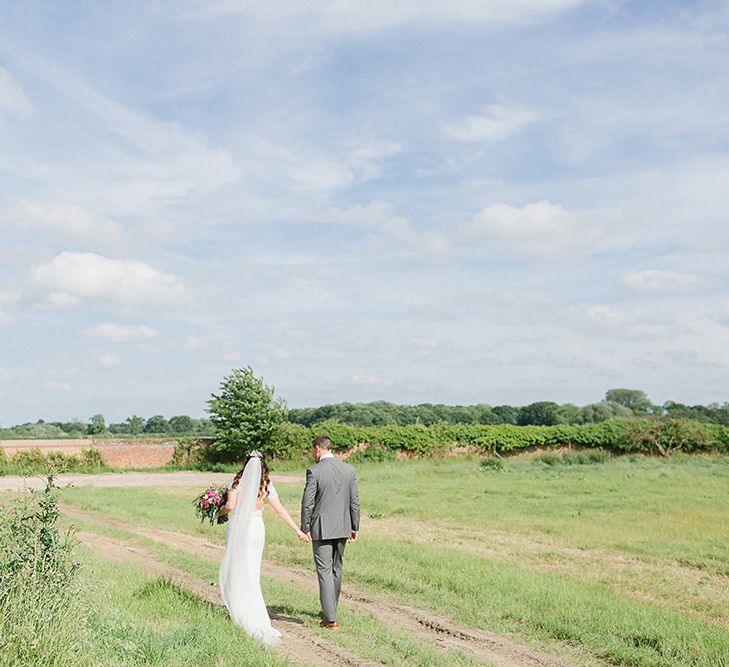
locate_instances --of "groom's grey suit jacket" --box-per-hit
[300,456,360,541]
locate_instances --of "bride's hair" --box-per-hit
[231,451,270,498]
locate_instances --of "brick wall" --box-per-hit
[0,438,212,468]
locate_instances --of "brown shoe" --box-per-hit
[319,620,339,629]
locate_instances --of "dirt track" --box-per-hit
[0,470,303,492]
[61,503,583,667]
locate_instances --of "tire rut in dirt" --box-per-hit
[75,530,380,667]
[62,504,584,667]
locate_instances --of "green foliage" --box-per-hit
[479,455,504,471]
[169,415,195,433]
[275,423,311,461]
[0,447,109,475]
[535,448,613,466]
[0,477,93,666]
[259,418,729,460]
[80,447,105,468]
[518,401,561,426]
[623,419,724,456]
[206,367,288,461]
[605,388,657,414]
[171,437,205,466]
[126,415,145,435]
[144,414,170,433]
[348,443,397,464]
[87,413,107,435]
[13,447,48,469]
[46,450,79,471]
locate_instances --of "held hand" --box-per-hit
[297,530,310,543]
[350,531,358,542]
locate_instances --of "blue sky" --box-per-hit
[1,1,728,423]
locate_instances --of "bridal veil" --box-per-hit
[218,455,281,646]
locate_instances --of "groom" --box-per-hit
[300,434,360,629]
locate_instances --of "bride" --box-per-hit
[218,450,309,645]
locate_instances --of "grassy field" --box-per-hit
[25,454,729,665]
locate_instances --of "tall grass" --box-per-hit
[0,477,94,666]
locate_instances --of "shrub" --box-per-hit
[170,437,201,466]
[348,443,397,464]
[46,451,79,471]
[274,423,311,460]
[535,448,613,466]
[480,455,504,471]
[622,419,726,456]
[80,447,105,469]
[0,477,94,666]
[13,448,48,470]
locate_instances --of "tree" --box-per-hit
[207,367,288,461]
[125,415,145,435]
[518,402,560,426]
[605,388,655,414]
[493,405,519,424]
[557,403,580,424]
[87,414,106,435]
[144,415,170,434]
[169,415,194,433]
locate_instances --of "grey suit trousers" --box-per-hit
[312,538,347,622]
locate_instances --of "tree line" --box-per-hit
[0,414,214,440]
[3,387,729,440]
[287,389,729,427]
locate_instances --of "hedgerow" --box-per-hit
[263,418,729,460]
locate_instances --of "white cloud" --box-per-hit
[2,201,122,244]
[189,1,583,32]
[350,142,403,160]
[0,67,33,116]
[0,370,11,382]
[445,104,537,142]
[31,252,190,307]
[408,335,438,357]
[43,381,71,392]
[0,307,16,325]
[583,305,687,339]
[620,269,701,293]
[256,347,291,366]
[329,200,451,260]
[97,353,122,368]
[350,373,395,387]
[0,290,21,306]
[585,305,626,328]
[221,342,241,362]
[464,200,600,259]
[44,292,81,308]
[85,323,157,343]
[252,140,354,192]
[348,141,404,181]
[182,336,206,352]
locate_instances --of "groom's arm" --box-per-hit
[349,468,360,534]
[300,468,317,534]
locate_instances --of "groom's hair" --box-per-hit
[313,434,333,451]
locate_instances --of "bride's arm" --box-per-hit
[218,488,237,518]
[268,494,309,542]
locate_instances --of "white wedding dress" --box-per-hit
[219,457,282,646]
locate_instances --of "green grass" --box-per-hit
[60,515,484,667]
[78,552,288,666]
[58,456,729,667]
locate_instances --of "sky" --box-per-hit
[1,0,729,424]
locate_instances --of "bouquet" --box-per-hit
[193,485,229,525]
